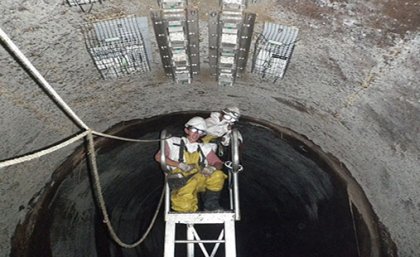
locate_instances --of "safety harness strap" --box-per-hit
[177,139,186,163]
[197,145,206,168]
[173,138,206,167]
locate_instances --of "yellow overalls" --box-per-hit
[171,149,226,212]
[201,135,218,144]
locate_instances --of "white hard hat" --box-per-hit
[185,116,207,131]
[222,106,241,121]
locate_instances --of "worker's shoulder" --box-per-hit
[166,136,183,145]
[206,112,221,121]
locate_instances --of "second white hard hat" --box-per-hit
[222,106,241,121]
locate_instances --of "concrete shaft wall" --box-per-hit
[0,0,419,256]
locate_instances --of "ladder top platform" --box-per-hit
[167,211,236,224]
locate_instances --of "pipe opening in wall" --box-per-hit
[11,112,387,257]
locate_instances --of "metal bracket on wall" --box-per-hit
[151,10,174,78]
[208,3,256,86]
[236,12,256,76]
[208,11,220,76]
[186,7,200,76]
[150,1,200,84]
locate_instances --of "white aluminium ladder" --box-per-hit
[160,129,242,257]
[164,209,237,257]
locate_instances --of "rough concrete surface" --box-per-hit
[0,0,419,256]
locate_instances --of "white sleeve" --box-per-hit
[166,137,182,162]
[205,112,220,127]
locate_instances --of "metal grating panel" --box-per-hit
[67,0,98,6]
[208,0,255,86]
[83,16,151,79]
[252,22,298,81]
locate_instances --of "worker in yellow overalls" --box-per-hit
[155,117,227,212]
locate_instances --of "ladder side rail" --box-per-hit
[224,220,237,257]
[159,129,171,219]
[231,129,241,220]
[164,221,176,257]
[229,170,234,210]
[164,184,171,220]
[187,224,195,257]
[233,171,240,220]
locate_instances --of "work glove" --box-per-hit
[221,134,231,146]
[201,166,216,176]
[178,162,193,172]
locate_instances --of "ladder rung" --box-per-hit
[175,239,225,243]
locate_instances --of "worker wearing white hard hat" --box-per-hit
[155,116,227,212]
[203,106,243,152]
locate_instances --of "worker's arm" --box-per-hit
[154,143,180,169]
[206,151,223,170]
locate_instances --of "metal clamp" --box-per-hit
[224,161,243,173]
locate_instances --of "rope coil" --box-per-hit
[0,129,167,248]
[0,130,171,168]
[87,131,165,248]
[93,130,171,143]
[0,131,89,168]
[0,26,165,248]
